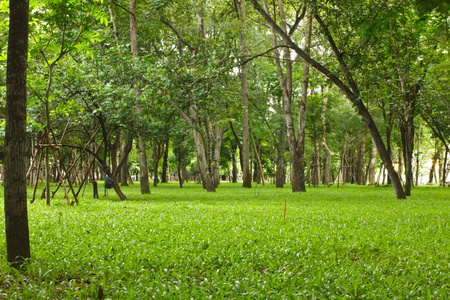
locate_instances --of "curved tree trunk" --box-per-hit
[138,136,150,193]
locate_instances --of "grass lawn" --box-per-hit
[0,182,449,299]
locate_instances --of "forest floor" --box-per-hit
[0,182,449,299]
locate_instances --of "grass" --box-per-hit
[0,181,449,299]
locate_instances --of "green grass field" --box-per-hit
[0,182,449,299]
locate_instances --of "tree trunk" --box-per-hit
[4,0,31,267]
[400,116,415,195]
[119,134,132,186]
[152,142,161,187]
[161,139,169,183]
[321,85,331,186]
[356,133,366,185]
[138,136,150,193]
[231,144,238,183]
[193,129,215,192]
[275,117,286,188]
[250,131,264,185]
[177,136,184,188]
[442,150,448,187]
[262,0,312,192]
[313,138,321,186]
[296,12,313,191]
[211,126,224,187]
[368,137,377,185]
[129,0,149,192]
[415,121,421,186]
[240,0,251,188]
[110,131,120,178]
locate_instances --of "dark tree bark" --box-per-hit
[119,133,132,186]
[4,0,31,268]
[161,139,169,183]
[152,141,163,187]
[138,136,150,193]
[415,122,421,186]
[231,144,238,183]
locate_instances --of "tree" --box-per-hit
[261,0,310,192]
[239,0,252,188]
[129,0,150,194]
[249,0,406,199]
[4,0,31,268]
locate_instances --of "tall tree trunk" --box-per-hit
[231,144,238,183]
[442,150,448,187]
[368,137,377,185]
[321,85,331,186]
[275,117,286,187]
[296,12,313,191]
[211,125,224,187]
[398,148,403,184]
[110,131,120,178]
[129,0,150,193]
[177,135,185,188]
[313,137,321,186]
[161,139,169,183]
[400,116,415,195]
[356,133,366,185]
[262,0,312,192]
[240,0,251,188]
[4,0,31,267]
[152,142,162,187]
[415,121,421,186]
[192,129,216,192]
[138,136,150,193]
[119,134,132,186]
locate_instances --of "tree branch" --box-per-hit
[240,45,290,65]
[160,16,196,54]
[110,0,135,20]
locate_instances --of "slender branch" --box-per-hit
[110,0,136,20]
[288,5,306,36]
[160,16,196,54]
[249,98,278,148]
[313,12,359,95]
[249,0,356,101]
[240,45,290,65]
[229,121,242,151]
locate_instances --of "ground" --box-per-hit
[0,182,449,299]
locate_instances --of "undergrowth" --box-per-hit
[0,182,449,299]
